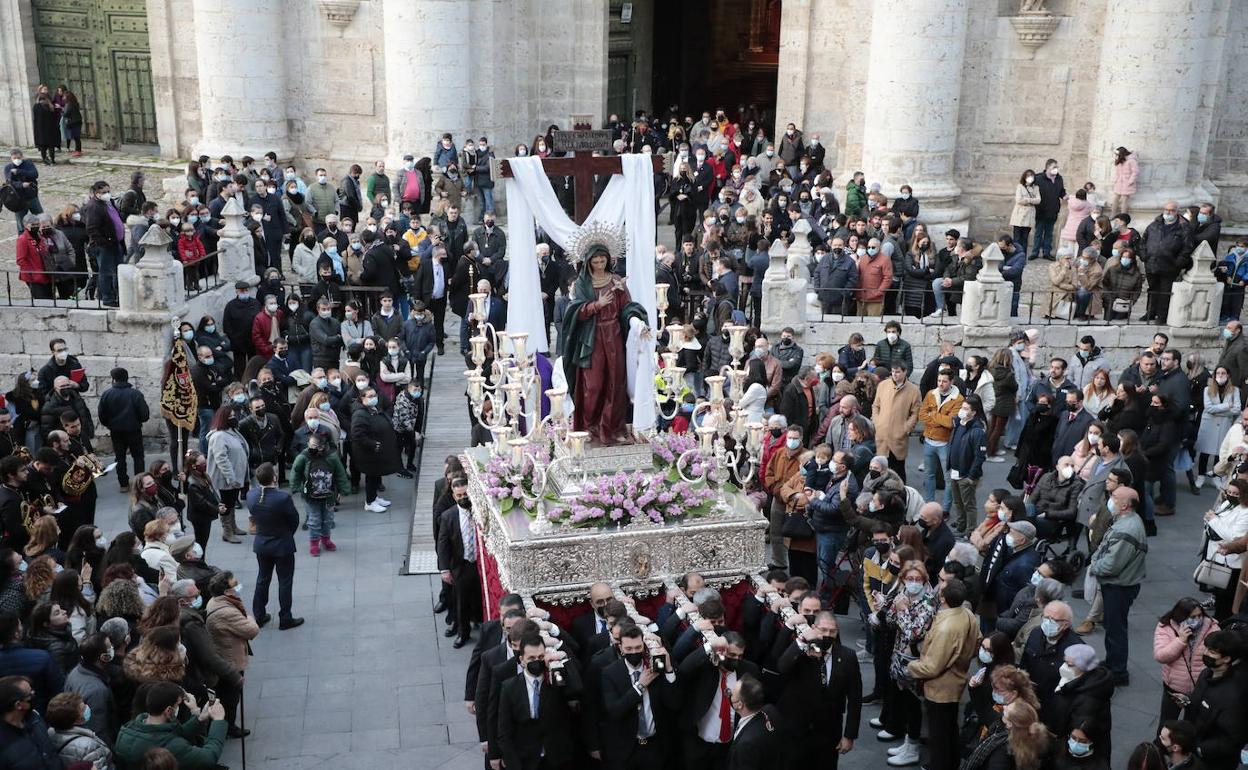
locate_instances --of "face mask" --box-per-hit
[1030,571,1044,587]
[191,543,203,560]
[785,438,801,450]
[1106,497,1117,514]
[1005,534,1018,549]
[388,348,400,357]
[364,397,378,408]
[856,248,867,257]
[624,651,645,667]
[900,192,910,200]
[904,580,923,596]
[190,595,203,609]
[1163,213,1177,223]
[203,323,216,334]
[769,428,783,439]
[1059,663,1079,681]
[1201,653,1221,669]
[958,408,971,421]
[979,649,994,665]
[181,330,194,341]
[867,247,879,256]
[1120,257,1133,267]
[1041,618,1060,638]
[886,562,900,575]
[201,356,215,367]
[1024,176,1034,185]
[885,332,899,345]
[1068,740,1092,757]
[232,394,247,404]
[1185,617,1202,631]
[1060,466,1074,480]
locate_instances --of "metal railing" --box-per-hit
[181,250,223,300]
[0,270,104,309]
[812,287,1159,326]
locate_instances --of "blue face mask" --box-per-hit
[1068,739,1092,757]
[1198,213,1209,224]
[318,401,331,411]
[316,377,328,389]
[364,397,378,408]
[190,595,203,609]
[307,418,319,432]
[232,394,247,404]
[202,357,214,367]
[867,247,879,256]
[17,561,27,573]
[204,324,215,334]
[1030,570,1043,586]
[82,704,92,723]
[991,691,1007,704]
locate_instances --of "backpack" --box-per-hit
[305,455,336,499]
[0,183,27,213]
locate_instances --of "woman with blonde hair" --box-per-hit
[23,515,63,564]
[122,624,186,686]
[139,519,178,582]
[878,560,937,755]
[23,554,57,605]
[962,699,1051,770]
[1082,369,1115,419]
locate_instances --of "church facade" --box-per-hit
[1,0,1246,234]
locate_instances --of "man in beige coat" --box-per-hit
[906,578,979,770]
[872,362,921,482]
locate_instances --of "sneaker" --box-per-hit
[877,728,899,742]
[364,501,387,513]
[1075,619,1096,634]
[321,535,337,552]
[925,310,943,320]
[1194,475,1206,490]
[869,717,884,729]
[887,742,921,766]
[374,497,392,507]
[889,739,915,757]
[986,455,1006,463]
[309,539,321,557]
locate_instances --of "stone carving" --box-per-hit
[1167,241,1223,329]
[958,242,1013,328]
[761,223,810,335]
[1010,0,1061,54]
[317,0,360,29]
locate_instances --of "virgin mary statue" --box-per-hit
[561,241,650,446]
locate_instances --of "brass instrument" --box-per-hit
[20,493,55,533]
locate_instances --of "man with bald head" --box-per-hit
[1088,485,1145,685]
[572,582,616,650]
[824,395,866,450]
[1020,599,1083,718]
[1141,199,1195,322]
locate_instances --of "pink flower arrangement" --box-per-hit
[650,432,709,479]
[481,441,554,515]
[545,470,716,529]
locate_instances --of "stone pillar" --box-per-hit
[859,0,970,233]
[1087,0,1218,212]
[1166,242,1223,329]
[382,0,472,163]
[761,221,810,336]
[191,0,292,159]
[958,242,1014,351]
[215,198,258,286]
[134,224,187,315]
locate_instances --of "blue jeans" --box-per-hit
[1159,445,1180,508]
[931,278,947,312]
[397,293,410,320]
[1100,582,1140,677]
[290,343,313,374]
[815,529,848,596]
[305,498,334,539]
[1031,219,1056,259]
[1074,287,1093,318]
[90,242,122,307]
[197,407,216,454]
[923,441,952,511]
[13,197,42,232]
[476,186,495,217]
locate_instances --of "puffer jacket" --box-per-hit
[1152,617,1217,695]
[205,595,259,673]
[49,725,113,770]
[943,249,983,291]
[1029,470,1084,522]
[1101,259,1144,304]
[901,249,939,310]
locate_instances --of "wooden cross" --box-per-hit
[494,136,668,224]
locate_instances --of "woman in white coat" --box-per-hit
[1195,366,1241,488]
[737,359,769,425]
[963,354,996,415]
[1204,478,1248,619]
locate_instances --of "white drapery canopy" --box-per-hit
[504,154,658,431]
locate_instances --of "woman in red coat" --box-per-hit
[16,214,53,299]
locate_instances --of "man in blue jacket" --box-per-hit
[246,462,304,630]
[0,675,60,770]
[0,614,63,714]
[96,367,150,490]
[947,397,987,534]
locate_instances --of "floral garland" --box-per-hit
[649,432,709,480]
[544,470,717,529]
[480,441,554,514]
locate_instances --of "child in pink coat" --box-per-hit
[1060,189,1092,248]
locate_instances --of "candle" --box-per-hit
[469,292,488,320]
[665,324,684,354]
[661,352,678,370]
[725,324,748,360]
[565,431,589,459]
[696,425,717,454]
[655,283,670,310]
[496,331,512,358]
[508,437,530,469]
[470,335,488,366]
[490,424,513,454]
[705,375,725,404]
[510,332,529,361]
[726,367,747,401]
[502,382,522,413]
[545,387,566,418]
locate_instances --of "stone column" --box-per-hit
[761,220,810,336]
[381,0,473,163]
[1166,242,1223,329]
[859,0,970,232]
[191,0,292,159]
[1087,0,1217,212]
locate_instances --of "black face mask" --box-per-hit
[303,236,315,247]
[712,624,727,636]
[873,541,891,555]
[770,428,783,438]
[1036,403,1051,413]
[802,613,817,626]
[456,497,471,509]
[886,562,901,575]
[868,469,881,479]
[812,636,834,652]
[624,651,645,667]
[594,605,608,619]
[526,659,547,676]
[1201,653,1221,669]
[720,658,739,672]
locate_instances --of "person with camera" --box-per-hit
[600,626,676,770]
[113,681,227,769]
[495,633,582,770]
[776,610,861,770]
[676,630,760,769]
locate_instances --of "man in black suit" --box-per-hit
[741,570,789,662]
[246,462,304,629]
[600,626,677,770]
[775,611,861,770]
[466,594,525,711]
[478,616,538,766]
[728,673,783,770]
[436,477,480,648]
[571,582,615,651]
[580,599,628,667]
[582,616,634,763]
[670,598,727,664]
[497,634,584,770]
[677,631,760,770]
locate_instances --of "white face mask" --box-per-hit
[1059,466,1074,480]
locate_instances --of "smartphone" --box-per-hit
[205,688,217,703]
[651,653,668,674]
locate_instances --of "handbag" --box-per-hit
[1194,532,1234,591]
[781,509,815,539]
[1111,297,1132,314]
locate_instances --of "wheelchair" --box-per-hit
[1035,518,1089,573]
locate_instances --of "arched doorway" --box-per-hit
[30,0,157,147]
[650,0,781,123]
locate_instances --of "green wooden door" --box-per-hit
[31,0,156,147]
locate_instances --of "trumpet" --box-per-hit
[20,493,55,532]
[61,453,103,499]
